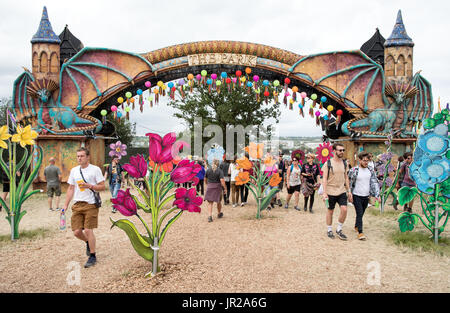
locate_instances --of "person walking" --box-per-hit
[44,157,62,211]
[322,143,351,240]
[63,147,105,268]
[285,157,302,211]
[104,156,124,213]
[301,153,321,213]
[204,159,227,222]
[396,152,416,212]
[240,153,252,206]
[276,154,286,207]
[195,159,205,196]
[348,152,380,240]
[228,156,241,207]
[220,158,231,205]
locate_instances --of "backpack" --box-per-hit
[326,159,348,177]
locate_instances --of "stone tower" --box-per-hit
[384,10,414,84]
[31,6,61,83]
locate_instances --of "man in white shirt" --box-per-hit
[63,147,105,268]
[348,152,380,240]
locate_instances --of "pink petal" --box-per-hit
[159,146,174,164]
[110,143,117,150]
[192,196,203,206]
[145,133,162,143]
[173,200,187,210]
[187,188,197,199]
[192,177,199,186]
[149,138,162,163]
[175,187,188,199]
[162,132,177,146]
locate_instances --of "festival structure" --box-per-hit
[10,7,434,189]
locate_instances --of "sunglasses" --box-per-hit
[336,149,345,152]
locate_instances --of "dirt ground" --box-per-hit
[0,187,449,293]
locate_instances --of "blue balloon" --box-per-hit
[321,96,327,103]
[221,72,227,78]
[168,82,174,88]
[263,80,269,86]
[247,82,253,87]
[207,78,213,85]
[323,115,329,120]
[137,89,143,95]
[298,104,303,109]
[117,111,123,118]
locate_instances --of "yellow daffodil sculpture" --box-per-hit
[0,124,43,240]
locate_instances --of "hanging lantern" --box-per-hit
[226,77,232,92]
[111,105,118,120]
[283,91,290,106]
[137,89,143,106]
[178,78,185,99]
[168,82,175,99]
[264,90,270,104]
[245,67,252,78]
[130,97,135,110]
[153,87,159,104]
[292,86,298,101]
[298,103,304,117]
[300,92,307,109]
[144,81,151,90]
[255,87,260,102]
[216,80,222,93]
[221,72,227,84]
[187,74,194,92]
[323,114,329,128]
[327,105,334,120]
[315,110,321,126]
[117,111,123,123]
[246,81,253,93]
[320,96,327,109]
[125,91,132,105]
[336,109,343,129]
[148,95,154,108]
[253,75,259,90]
[124,106,131,120]
[310,93,318,107]
[207,78,213,93]
[117,97,124,107]
[100,109,107,124]
[236,70,242,86]
[309,104,314,117]
[273,90,279,104]
[289,98,294,110]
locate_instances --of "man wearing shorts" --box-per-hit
[44,157,62,211]
[63,147,105,268]
[322,143,351,240]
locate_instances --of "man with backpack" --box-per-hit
[322,143,351,240]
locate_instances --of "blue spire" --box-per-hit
[384,10,414,47]
[31,6,61,44]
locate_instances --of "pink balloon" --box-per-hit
[285,91,290,97]
[111,105,118,112]
[196,74,202,81]
[315,111,321,117]
[144,81,151,88]
[300,92,307,98]
[211,73,217,80]
[253,75,259,82]
[232,77,237,83]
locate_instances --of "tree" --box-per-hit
[168,82,281,156]
[104,114,136,163]
[0,97,10,126]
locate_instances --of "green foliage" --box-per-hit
[390,230,450,257]
[110,218,153,262]
[0,227,52,244]
[397,212,418,232]
[168,83,281,150]
[108,114,136,147]
[397,186,418,205]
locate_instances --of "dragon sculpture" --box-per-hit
[11,48,155,135]
[342,72,433,137]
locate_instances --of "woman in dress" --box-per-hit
[204,159,228,222]
[301,153,321,213]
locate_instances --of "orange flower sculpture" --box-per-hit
[269,173,282,187]
[263,155,276,166]
[245,142,264,159]
[235,172,250,186]
[236,157,253,170]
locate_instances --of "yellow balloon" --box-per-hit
[157,81,163,87]
[117,97,124,104]
[162,84,167,90]
[240,77,246,82]
[289,98,294,104]
[327,105,334,112]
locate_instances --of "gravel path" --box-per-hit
[0,190,449,293]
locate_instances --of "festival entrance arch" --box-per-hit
[10,7,433,188]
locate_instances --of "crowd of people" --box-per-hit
[0,144,417,268]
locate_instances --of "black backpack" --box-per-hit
[327,159,348,177]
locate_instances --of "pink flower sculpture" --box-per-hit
[146,132,188,171]
[170,159,201,185]
[316,142,333,164]
[111,189,137,216]
[173,188,202,213]
[123,154,147,178]
[109,141,127,159]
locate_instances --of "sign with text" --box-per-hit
[188,53,257,67]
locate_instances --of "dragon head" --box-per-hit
[385,82,418,105]
[26,79,59,104]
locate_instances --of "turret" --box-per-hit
[384,10,414,84]
[31,6,61,83]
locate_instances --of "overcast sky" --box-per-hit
[1,0,449,137]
